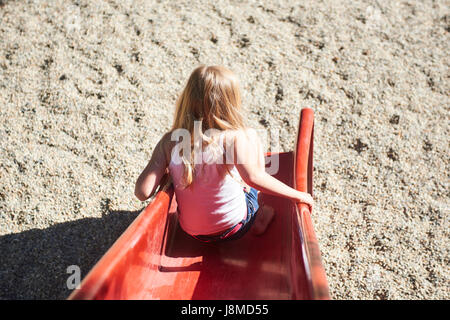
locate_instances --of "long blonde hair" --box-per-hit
[172,65,246,187]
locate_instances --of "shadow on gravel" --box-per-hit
[0,208,144,299]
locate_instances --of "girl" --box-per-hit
[135,65,313,242]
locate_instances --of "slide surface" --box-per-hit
[68,108,329,300]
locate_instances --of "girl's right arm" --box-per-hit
[232,129,314,209]
[134,133,171,201]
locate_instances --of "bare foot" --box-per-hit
[251,205,275,236]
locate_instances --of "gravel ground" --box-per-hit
[0,0,449,299]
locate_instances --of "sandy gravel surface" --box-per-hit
[0,0,448,299]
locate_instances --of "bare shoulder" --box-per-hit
[156,131,175,163]
[222,128,260,158]
[224,128,258,143]
[160,131,173,144]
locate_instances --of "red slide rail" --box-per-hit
[292,108,330,299]
[67,184,174,300]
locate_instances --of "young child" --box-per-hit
[135,65,313,242]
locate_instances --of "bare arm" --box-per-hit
[232,129,313,208]
[134,133,170,201]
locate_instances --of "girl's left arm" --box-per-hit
[134,133,170,201]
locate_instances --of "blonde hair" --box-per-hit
[172,65,246,187]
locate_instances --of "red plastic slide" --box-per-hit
[68,108,330,300]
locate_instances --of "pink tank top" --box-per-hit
[168,140,247,236]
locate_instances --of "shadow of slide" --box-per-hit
[0,208,143,299]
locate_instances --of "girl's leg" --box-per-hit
[251,205,275,235]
